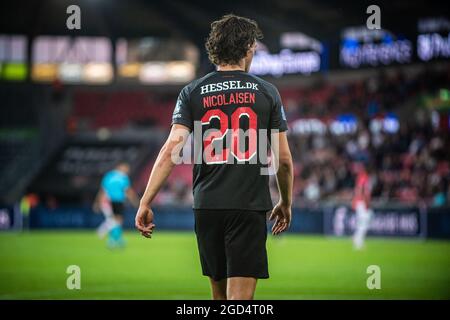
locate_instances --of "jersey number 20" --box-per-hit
[201,107,257,164]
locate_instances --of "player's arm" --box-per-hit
[126,188,140,208]
[92,188,105,213]
[269,131,293,235]
[135,124,191,238]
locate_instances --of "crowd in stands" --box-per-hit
[283,121,449,207]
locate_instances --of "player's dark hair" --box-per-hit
[205,14,263,66]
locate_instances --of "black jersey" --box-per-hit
[171,70,288,211]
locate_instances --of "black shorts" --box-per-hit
[194,209,269,281]
[111,202,125,216]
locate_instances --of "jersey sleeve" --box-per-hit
[171,85,193,130]
[270,86,288,132]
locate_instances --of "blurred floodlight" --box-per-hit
[59,63,83,83]
[166,61,196,82]
[32,63,58,82]
[83,63,113,84]
[139,62,168,83]
[118,62,141,78]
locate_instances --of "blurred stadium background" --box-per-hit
[0,0,449,299]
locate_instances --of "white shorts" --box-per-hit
[355,201,372,229]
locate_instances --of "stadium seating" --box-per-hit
[72,90,174,130]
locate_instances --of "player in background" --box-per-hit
[94,192,116,239]
[135,14,294,300]
[352,163,374,250]
[94,162,139,248]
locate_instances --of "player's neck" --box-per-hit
[217,62,246,72]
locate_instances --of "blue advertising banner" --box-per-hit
[23,205,450,239]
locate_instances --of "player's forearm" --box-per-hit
[139,143,177,207]
[127,189,140,207]
[276,158,293,206]
[94,189,104,204]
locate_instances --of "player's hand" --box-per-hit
[269,201,291,235]
[135,205,155,238]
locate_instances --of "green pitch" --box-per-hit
[0,231,449,299]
